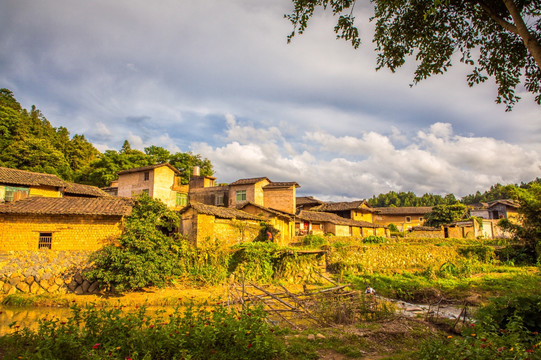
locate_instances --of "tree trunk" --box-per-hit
[502,0,541,71]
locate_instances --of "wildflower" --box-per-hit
[497,347,506,352]
[469,323,475,327]
[480,344,487,348]
[92,343,101,349]
[447,335,453,339]
[471,334,476,337]
[481,338,487,342]
[248,343,252,348]
[270,329,275,333]
[212,350,217,354]
[115,347,121,350]
[526,349,534,353]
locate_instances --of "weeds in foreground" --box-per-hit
[0,301,285,360]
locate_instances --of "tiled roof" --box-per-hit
[373,206,433,215]
[296,196,324,206]
[263,182,300,189]
[297,210,377,228]
[237,202,294,220]
[117,163,181,175]
[179,202,261,221]
[63,182,109,197]
[487,199,519,209]
[0,197,133,216]
[312,200,372,212]
[0,167,67,187]
[229,177,270,186]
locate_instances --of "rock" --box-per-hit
[307,334,315,341]
[67,280,78,292]
[55,277,64,286]
[47,284,59,293]
[16,282,30,293]
[87,281,99,294]
[6,286,16,295]
[25,275,35,285]
[39,279,50,289]
[74,285,84,295]
[316,333,326,339]
[74,273,83,285]
[30,281,40,294]
[81,280,91,293]
[9,276,21,286]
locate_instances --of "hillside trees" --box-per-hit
[368,190,457,207]
[286,0,541,109]
[0,88,214,187]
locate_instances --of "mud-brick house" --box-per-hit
[178,202,261,247]
[311,200,375,223]
[116,163,189,209]
[296,210,385,237]
[469,199,520,223]
[237,202,295,245]
[0,167,67,202]
[372,206,433,231]
[0,197,133,252]
[295,196,324,213]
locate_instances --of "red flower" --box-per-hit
[248,343,252,348]
[212,350,217,354]
[526,349,534,353]
[149,325,154,329]
[92,343,101,349]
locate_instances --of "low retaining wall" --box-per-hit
[0,250,99,296]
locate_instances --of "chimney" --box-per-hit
[192,166,200,177]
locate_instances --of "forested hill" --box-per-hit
[368,179,541,208]
[0,88,213,188]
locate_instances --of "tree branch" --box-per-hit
[475,0,518,35]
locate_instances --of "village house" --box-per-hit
[310,200,375,223]
[372,206,433,231]
[0,167,108,202]
[469,199,520,223]
[237,202,295,245]
[178,202,261,247]
[116,163,189,209]
[295,196,324,213]
[296,210,386,237]
[0,167,67,202]
[0,197,132,252]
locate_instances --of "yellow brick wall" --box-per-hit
[352,208,373,223]
[373,214,425,231]
[29,186,61,198]
[193,213,260,247]
[263,187,296,214]
[0,214,123,252]
[153,166,177,208]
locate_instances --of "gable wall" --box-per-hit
[117,171,154,198]
[152,166,177,207]
[263,186,296,214]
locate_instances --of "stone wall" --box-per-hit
[0,250,99,295]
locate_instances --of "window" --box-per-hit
[236,190,246,202]
[4,186,29,202]
[405,216,411,223]
[143,171,150,181]
[176,193,188,207]
[419,217,424,222]
[215,193,224,206]
[38,233,52,249]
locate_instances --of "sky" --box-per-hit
[1,0,540,201]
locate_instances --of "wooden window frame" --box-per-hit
[236,190,246,202]
[38,232,52,249]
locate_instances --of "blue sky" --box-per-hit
[1,0,540,201]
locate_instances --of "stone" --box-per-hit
[316,333,326,339]
[307,334,315,341]
[81,280,91,293]
[39,279,51,289]
[74,273,83,285]
[6,286,16,295]
[30,281,40,294]
[48,284,60,293]
[67,280,78,292]
[74,285,84,295]
[16,282,30,293]
[9,276,21,286]
[55,277,64,286]
[87,281,99,294]
[25,275,35,285]
[3,283,12,293]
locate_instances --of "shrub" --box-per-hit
[229,242,280,282]
[85,194,183,291]
[302,234,327,247]
[457,245,495,263]
[362,235,386,244]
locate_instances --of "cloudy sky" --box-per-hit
[1,1,540,201]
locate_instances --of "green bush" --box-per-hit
[476,295,541,333]
[362,235,386,244]
[85,194,184,291]
[0,302,285,360]
[458,245,495,262]
[229,242,280,282]
[302,234,327,247]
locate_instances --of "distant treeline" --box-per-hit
[0,88,213,188]
[368,180,541,208]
